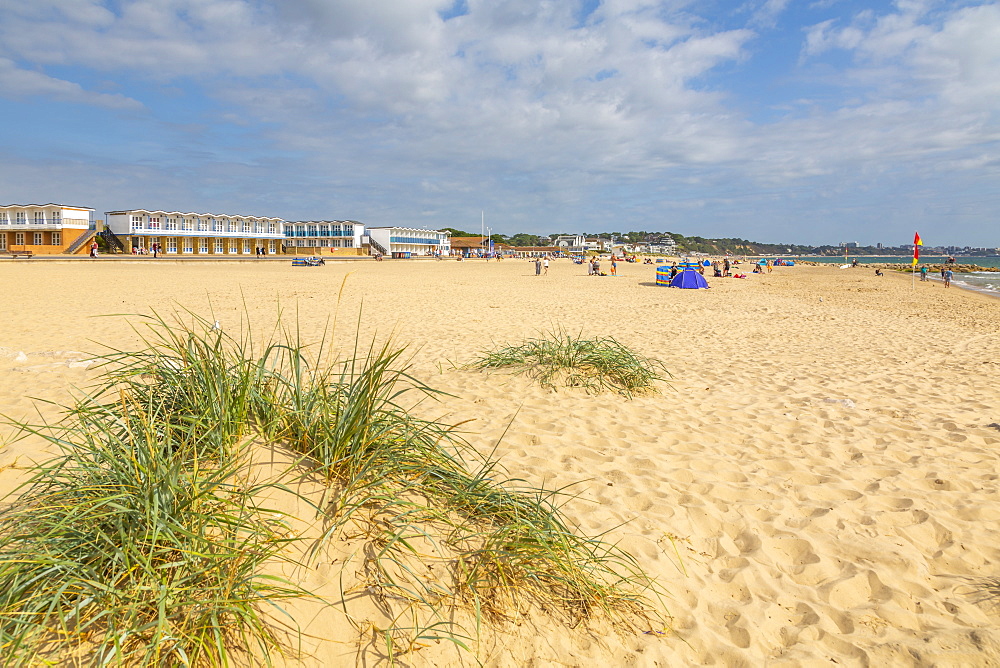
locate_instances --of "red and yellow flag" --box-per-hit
[912,232,922,266]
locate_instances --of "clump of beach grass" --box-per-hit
[0,311,669,665]
[469,329,669,397]
[0,402,304,665]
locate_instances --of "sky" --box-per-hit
[1,0,998,246]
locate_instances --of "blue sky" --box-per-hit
[1,0,998,246]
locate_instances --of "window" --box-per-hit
[0,234,6,250]
[268,241,276,254]
[229,220,238,234]
[269,222,276,234]
[198,239,208,253]
[242,220,251,233]
[52,211,61,224]
[148,217,160,230]
[33,232,43,245]
[344,238,354,248]
[214,238,224,254]
[228,239,238,254]
[197,218,208,232]
[0,212,7,224]
[183,238,193,254]
[166,238,177,254]
[182,218,192,231]
[15,232,24,246]
[242,239,251,254]
[16,212,26,224]
[34,212,45,224]
[165,218,177,231]
[131,215,143,229]
[51,231,61,246]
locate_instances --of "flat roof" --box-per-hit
[1,203,94,211]
[367,226,450,234]
[106,209,282,221]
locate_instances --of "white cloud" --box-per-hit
[0,57,141,109]
[0,0,997,242]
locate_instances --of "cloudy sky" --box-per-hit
[1,0,998,245]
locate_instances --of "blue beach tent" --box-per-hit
[670,268,710,289]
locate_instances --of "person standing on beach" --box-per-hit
[89,240,98,258]
[543,257,549,275]
[534,258,541,275]
[944,268,953,288]
[610,258,617,276]
[920,265,928,281]
[723,258,730,277]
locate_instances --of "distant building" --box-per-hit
[106,208,284,255]
[0,203,94,254]
[449,236,488,257]
[840,242,859,248]
[551,234,586,252]
[283,220,365,255]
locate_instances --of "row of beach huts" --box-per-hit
[0,203,451,259]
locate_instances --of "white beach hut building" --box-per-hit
[105,209,284,256]
[364,227,450,257]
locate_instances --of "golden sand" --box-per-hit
[1,257,999,665]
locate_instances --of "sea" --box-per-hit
[803,256,1000,296]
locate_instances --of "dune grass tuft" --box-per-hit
[0,401,303,666]
[469,330,669,397]
[0,311,668,665]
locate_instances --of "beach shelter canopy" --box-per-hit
[670,268,710,289]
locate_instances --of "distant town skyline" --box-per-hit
[2,1,998,247]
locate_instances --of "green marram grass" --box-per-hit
[469,330,670,397]
[0,311,669,665]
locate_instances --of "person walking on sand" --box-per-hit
[944,268,953,288]
[534,258,541,275]
[89,240,98,258]
[543,257,549,275]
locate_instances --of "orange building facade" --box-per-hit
[0,204,95,254]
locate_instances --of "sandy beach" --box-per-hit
[1,257,999,666]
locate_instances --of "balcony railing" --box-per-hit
[284,230,354,237]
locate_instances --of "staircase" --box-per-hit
[65,229,97,255]
[99,227,126,253]
[366,235,389,256]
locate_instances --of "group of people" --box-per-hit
[586,256,617,276]
[712,258,737,277]
[917,263,954,287]
[130,243,159,257]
